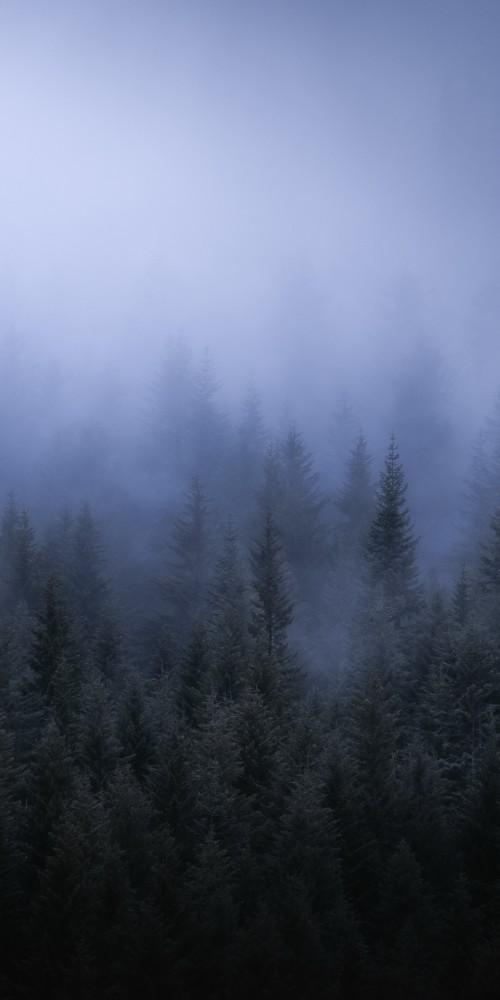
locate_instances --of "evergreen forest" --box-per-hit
[2,335,500,999]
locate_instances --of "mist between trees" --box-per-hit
[2,330,500,997]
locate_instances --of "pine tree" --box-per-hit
[148,718,195,841]
[248,511,299,704]
[27,778,124,999]
[328,389,357,476]
[92,598,126,686]
[278,425,327,570]
[235,383,268,495]
[41,506,75,584]
[463,392,500,558]
[24,717,74,887]
[76,668,118,790]
[209,518,248,700]
[461,720,500,915]
[0,495,39,612]
[157,477,213,644]
[190,695,244,850]
[116,675,155,781]
[366,434,422,627]
[257,443,285,525]
[452,565,473,627]
[28,575,82,729]
[479,508,500,591]
[448,625,498,757]
[336,432,375,558]
[348,666,401,856]
[69,503,110,633]
[375,839,436,997]
[0,714,24,982]
[176,624,211,725]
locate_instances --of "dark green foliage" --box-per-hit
[176,624,212,724]
[24,717,74,885]
[233,381,268,516]
[0,715,24,978]
[5,372,500,998]
[447,625,498,756]
[147,717,195,839]
[209,517,248,699]
[460,721,500,911]
[69,502,110,632]
[158,477,214,644]
[77,668,118,790]
[117,675,156,781]
[347,664,401,858]
[452,565,473,626]
[480,508,500,593]
[26,779,124,999]
[279,425,327,569]
[367,434,422,626]
[28,575,83,730]
[373,839,437,997]
[92,598,126,684]
[248,509,300,704]
[0,494,39,611]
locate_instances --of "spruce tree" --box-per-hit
[0,495,39,612]
[248,511,298,704]
[69,503,110,633]
[28,575,82,728]
[157,477,214,649]
[209,518,248,700]
[279,425,327,570]
[366,434,422,627]
[336,432,375,558]
[233,382,268,514]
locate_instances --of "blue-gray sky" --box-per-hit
[0,0,499,400]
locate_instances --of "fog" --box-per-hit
[0,0,499,568]
[0,0,499,394]
[4,7,500,989]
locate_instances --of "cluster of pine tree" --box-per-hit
[2,342,500,998]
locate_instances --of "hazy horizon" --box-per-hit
[0,0,498,415]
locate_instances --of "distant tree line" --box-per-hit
[2,336,500,996]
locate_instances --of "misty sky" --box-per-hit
[0,0,499,398]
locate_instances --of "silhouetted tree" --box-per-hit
[209,518,248,699]
[248,511,299,705]
[336,432,375,558]
[367,434,422,628]
[158,477,214,645]
[69,502,110,633]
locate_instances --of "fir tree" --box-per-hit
[158,477,213,644]
[28,575,82,729]
[279,425,327,570]
[336,432,375,558]
[70,502,110,633]
[209,517,248,700]
[366,434,422,627]
[0,495,39,612]
[248,510,298,704]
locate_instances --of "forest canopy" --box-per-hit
[1,334,500,998]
